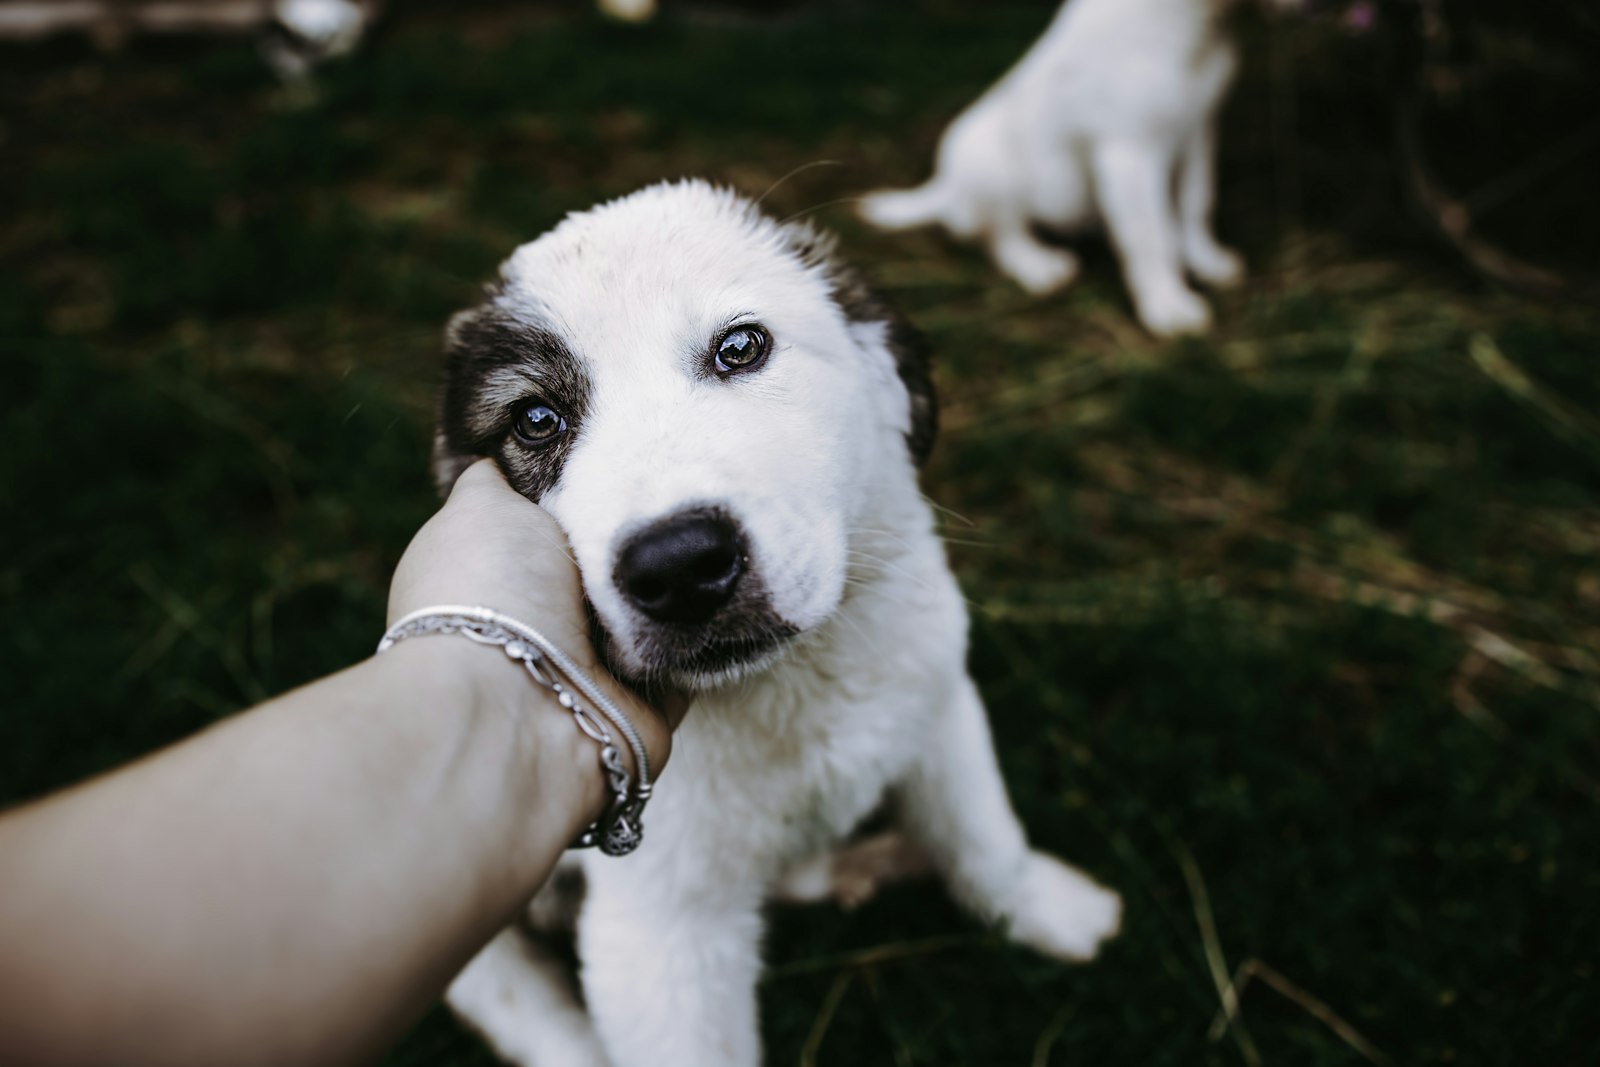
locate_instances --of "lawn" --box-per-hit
[3,2,1598,1065]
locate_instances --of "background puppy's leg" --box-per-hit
[896,677,1121,962]
[448,927,612,1067]
[1091,140,1211,337]
[580,873,765,1067]
[1177,119,1246,289]
[986,213,1080,296]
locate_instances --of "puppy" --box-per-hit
[433,181,1120,1067]
[861,0,1292,337]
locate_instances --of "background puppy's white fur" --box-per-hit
[434,181,1120,1067]
[862,0,1292,337]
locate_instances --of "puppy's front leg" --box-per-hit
[898,676,1121,962]
[986,215,1081,297]
[1177,119,1245,289]
[1092,139,1211,337]
[579,868,765,1067]
[447,927,612,1067]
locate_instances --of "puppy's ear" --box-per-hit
[830,268,939,467]
[776,220,938,465]
[432,306,487,498]
[880,311,937,467]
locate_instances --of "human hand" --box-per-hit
[388,459,687,777]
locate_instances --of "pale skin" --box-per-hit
[0,460,684,1067]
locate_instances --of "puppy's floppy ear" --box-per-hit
[829,267,938,467]
[776,220,938,465]
[431,305,488,498]
[878,309,937,467]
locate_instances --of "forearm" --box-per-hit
[0,637,600,1067]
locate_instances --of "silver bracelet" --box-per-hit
[376,605,652,856]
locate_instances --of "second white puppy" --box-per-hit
[862,0,1282,337]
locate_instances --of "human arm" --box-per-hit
[0,460,677,1067]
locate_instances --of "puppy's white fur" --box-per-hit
[861,0,1289,337]
[441,182,1119,1067]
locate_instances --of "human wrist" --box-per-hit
[378,606,664,852]
[372,636,609,854]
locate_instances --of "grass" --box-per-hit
[3,2,1598,1065]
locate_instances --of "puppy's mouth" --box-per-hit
[663,625,800,681]
[586,599,800,690]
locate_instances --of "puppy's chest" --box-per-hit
[669,667,940,859]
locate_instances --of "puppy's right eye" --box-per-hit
[713,324,771,377]
[512,402,567,446]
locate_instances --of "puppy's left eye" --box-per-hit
[511,401,567,445]
[713,325,771,377]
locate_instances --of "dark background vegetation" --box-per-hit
[3,1,1597,1064]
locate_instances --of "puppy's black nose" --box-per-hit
[615,513,744,624]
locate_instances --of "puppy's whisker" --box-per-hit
[778,195,869,226]
[851,519,994,552]
[922,496,978,528]
[837,577,916,609]
[849,525,994,556]
[531,523,579,567]
[754,159,846,209]
[845,549,933,591]
[933,535,997,549]
[830,603,890,664]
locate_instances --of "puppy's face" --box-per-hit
[434,182,934,688]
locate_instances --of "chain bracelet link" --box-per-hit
[376,606,650,856]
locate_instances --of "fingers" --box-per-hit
[594,677,691,781]
[410,457,697,772]
[640,683,693,733]
[446,456,513,500]
[447,460,561,531]
[658,689,693,732]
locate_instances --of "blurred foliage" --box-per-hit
[2,2,1598,1066]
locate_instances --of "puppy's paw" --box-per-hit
[1137,285,1212,338]
[1188,243,1246,289]
[1004,852,1122,963]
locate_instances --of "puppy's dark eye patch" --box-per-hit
[712,324,771,377]
[435,300,591,502]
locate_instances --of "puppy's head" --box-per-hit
[434,181,935,689]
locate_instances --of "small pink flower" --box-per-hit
[1345,0,1378,31]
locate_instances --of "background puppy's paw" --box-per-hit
[1137,286,1212,338]
[993,240,1081,296]
[1188,243,1246,289]
[1004,852,1122,963]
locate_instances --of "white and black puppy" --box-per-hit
[432,181,1120,1067]
[861,0,1296,338]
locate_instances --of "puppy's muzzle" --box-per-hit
[614,510,745,626]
